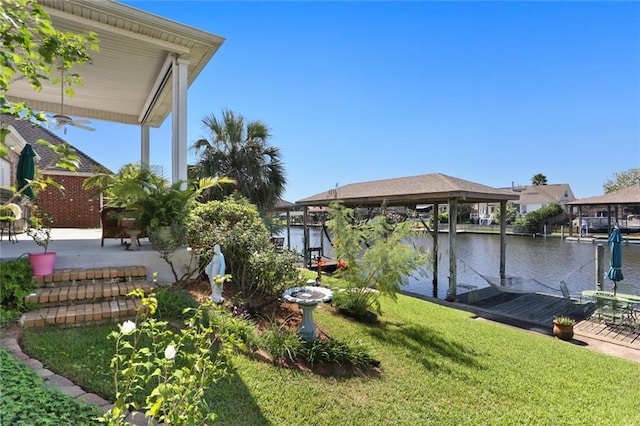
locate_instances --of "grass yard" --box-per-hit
[19,289,640,425]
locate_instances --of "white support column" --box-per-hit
[171,57,189,184]
[140,124,150,168]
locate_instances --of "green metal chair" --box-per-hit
[560,281,592,318]
[614,282,638,327]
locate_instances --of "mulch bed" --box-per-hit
[183,280,382,377]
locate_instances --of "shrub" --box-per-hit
[187,196,299,304]
[332,289,380,323]
[154,287,199,320]
[247,249,300,301]
[302,338,377,367]
[513,203,565,234]
[256,316,378,368]
[103,291,241,425]
[0,258,35,312]
[258,317,303,363]
[204,304,260,351]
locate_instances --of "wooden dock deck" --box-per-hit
[407,287,640,352]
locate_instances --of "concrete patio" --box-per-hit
[0,228,194,284]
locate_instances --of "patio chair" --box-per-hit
[100,207,148,247]
[614,282,638,326]
[0,207,17,243]
[100,207,127,246]
[270,237,285,251]
[560,281,592,317]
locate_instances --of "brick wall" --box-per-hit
[35,174,101,228]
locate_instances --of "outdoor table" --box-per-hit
[616,293,640,324]
[582,290,639,326]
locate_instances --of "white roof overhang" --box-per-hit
[5,0,225,128]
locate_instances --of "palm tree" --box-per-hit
[191,110,286,213]
[531,173,548,186]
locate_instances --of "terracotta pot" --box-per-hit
[28,252,57,276]
[552,320,574,341]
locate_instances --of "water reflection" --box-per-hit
[277,227,640,299]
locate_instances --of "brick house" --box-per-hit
[0,115,109,228]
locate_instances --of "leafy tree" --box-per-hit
[531,173,548,186]
[0,0,98,156]
[191,110,286,214]
[494,204,518,225]
[0,0,98,208]
[326,202,430,319]
[456,203,474,223]
[82,163,166,207]
[514,203,565,234]
[603,168,640,193]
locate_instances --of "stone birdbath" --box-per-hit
[282,286,333,341]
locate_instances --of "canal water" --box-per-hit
[277,227,640,300]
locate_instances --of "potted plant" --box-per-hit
[84,163,231,247]
[26,206,57,276]
[552,316,575,341]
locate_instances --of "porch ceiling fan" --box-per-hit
[50,69,95,134]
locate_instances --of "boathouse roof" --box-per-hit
[567,184,640,206]
[296,173,519,207]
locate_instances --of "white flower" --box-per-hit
[164,344,176,360]
[120,320,136,335]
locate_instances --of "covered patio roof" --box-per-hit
[6,1,225,184]
[296,173,519,207]
[7,0,225,128]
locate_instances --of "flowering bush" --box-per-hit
[102,289,242,425]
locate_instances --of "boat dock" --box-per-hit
[404,287,640,353]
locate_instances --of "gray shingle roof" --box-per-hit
[0,114,109,174]
[297,173,519,207]
[567,184,640,206]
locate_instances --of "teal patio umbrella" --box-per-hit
[606,226,624,294]
[16,143,36,200]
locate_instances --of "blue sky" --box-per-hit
[50,1,639,203]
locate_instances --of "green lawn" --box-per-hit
[19,290,640,425]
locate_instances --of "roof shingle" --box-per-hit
[0,115,109,174]
[297,173,519,207]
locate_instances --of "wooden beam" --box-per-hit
[448,199,457,300]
